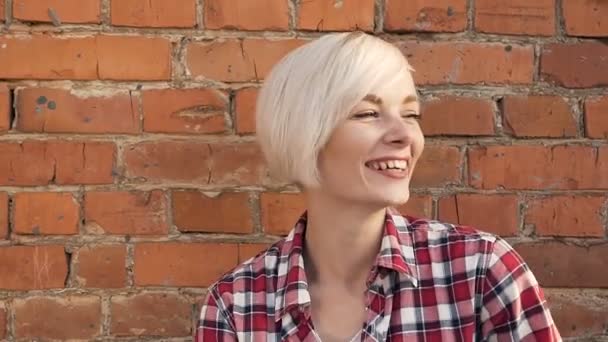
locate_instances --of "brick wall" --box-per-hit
[0,0,606,340]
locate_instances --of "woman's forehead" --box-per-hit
[362,74,418,105]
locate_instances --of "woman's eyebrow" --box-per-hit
[403,95,418,104]
[362,94,419,105]
[362,94,382,104]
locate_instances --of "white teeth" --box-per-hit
[366,160,408,171]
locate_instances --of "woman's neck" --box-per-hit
[303,191,387,288]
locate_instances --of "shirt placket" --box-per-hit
[361,269,394,342]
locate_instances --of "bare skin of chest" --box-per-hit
[309,283,367,342]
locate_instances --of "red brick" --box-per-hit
[0,193,7,240]
[142,88,227,134]
[525,195,605,237]
[438,194,519,236]
[297,0,374,31]
[0,141,55,185]
[173,191,253,234]
[475,0,555,36]
[77,245,126,288]
[541,42,608,88]
[0,140,115,186]
[97,35,172,81]
[411,145,462,188]
[123,141,267,185]
[186,38,306,82]
[563,0,608,37]
[0,35,97,80]
[239,243,271,262]
[84,190,168,235]
[134,242,238,286]
[124,141,209,183]
[205,0,289,30]
[13,0,101,24]
[468,145,608,190]
[396,194,433,219]
[502,96,577,138]
[209,143,268,185]
[56,141,116,184]
[0,35,171,81]
[545,289,608,337]
[111,293,190,336]
[0,245,67,290]
[515,242,608,288]
[384,0,467,32]
[420,96,495,136]
[14,296,101,340]
[585,96,608,139]
[0,305,5,340]
[111,0,195,28]
[399,42,534,85]
[13,192,79,235]
[17,87,139,134]
[260,192,306,235]
[0,84,10,132]
[235,87,258,134]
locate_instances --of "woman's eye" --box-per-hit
[353,111,379,119]
[402,112,422,120]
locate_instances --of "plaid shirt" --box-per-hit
[196,209,561,341]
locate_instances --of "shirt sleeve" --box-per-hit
[480,238,561,342]
[194,286,237,342]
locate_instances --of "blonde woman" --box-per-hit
[195,32,561,342]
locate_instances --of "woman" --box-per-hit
[195,32,561,341]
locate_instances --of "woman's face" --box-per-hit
[316,70,424,207]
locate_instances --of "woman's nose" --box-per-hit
[383,113,414,146]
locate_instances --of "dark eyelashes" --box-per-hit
[404,113,423,120]
[352,111,422,120]
[353,111,379,118]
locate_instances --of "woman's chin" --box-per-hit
[369,190,410,207]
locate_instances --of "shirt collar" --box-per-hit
[274,208,419,321]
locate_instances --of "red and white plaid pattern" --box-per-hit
[196,208,561,341]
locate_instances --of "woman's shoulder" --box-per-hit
[206,237,287,297]
[392,211,499,244]
[389,210,522,265]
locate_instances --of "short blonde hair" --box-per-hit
[256,32,413,188]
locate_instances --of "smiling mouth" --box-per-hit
[364,160,409,179]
